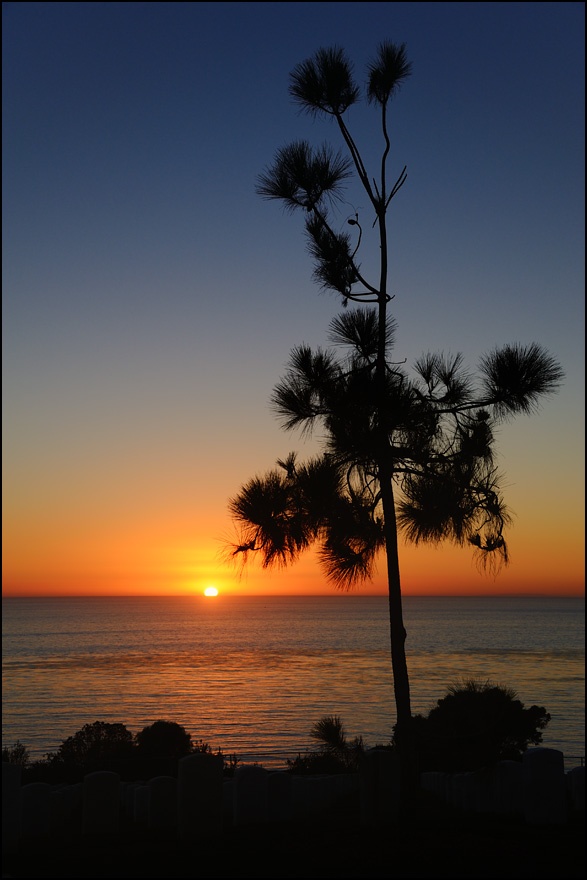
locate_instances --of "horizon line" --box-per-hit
[2,592,584,599]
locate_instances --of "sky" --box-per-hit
[2,1,585,598]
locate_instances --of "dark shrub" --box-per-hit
[405,679,551,772]
[2,740,30,767]
[34,721,135,782]
[49,721,134,766]
[288,715,364,774]
[287,750,350,775]
[135,720,193,758]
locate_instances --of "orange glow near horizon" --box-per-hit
[2,475,584,599]
[2,530,584,598]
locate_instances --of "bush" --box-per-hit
[288,715,364,774]
[11,720,241,782]
[135,720,194,757]
[287,750,351,775]
[48,721,134,768]
[405,679,551,772]
[2,740,30,767]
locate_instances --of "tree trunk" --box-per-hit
[375,208,414,796]
[379,463,412,731]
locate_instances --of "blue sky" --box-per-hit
[2,2,585,596]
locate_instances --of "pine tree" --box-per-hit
[228,43,563,788]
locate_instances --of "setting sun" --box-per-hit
[204,586,219,597]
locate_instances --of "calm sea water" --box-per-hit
[2,595,584,769]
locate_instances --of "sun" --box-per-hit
[204,586,219,597]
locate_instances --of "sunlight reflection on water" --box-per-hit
[2,596,584,767]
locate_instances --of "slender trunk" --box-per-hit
[380,473,411,731]
[341,98,414,785]
[376,206,413,757]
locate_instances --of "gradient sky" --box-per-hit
[3,1,584,597]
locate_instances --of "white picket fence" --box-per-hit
[2,747,585,854]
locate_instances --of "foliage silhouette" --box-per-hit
[1,739,30,767]
[14,719,241,783]
[286,749,351,776]
[47,721,134,767]
[28,721,137,782]
[287,715,364,775]
[405,679,551,772]
[311,715,364,769]
[135,720,194,757]
[228,42,563,794]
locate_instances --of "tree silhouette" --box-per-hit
[135,720,194,758]
[48,720,134,767]
[228,43,563,788]
[408,679,551,772]
[1,739,30,767]
[310,715,364,769]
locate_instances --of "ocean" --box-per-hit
[2,595,584,769]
